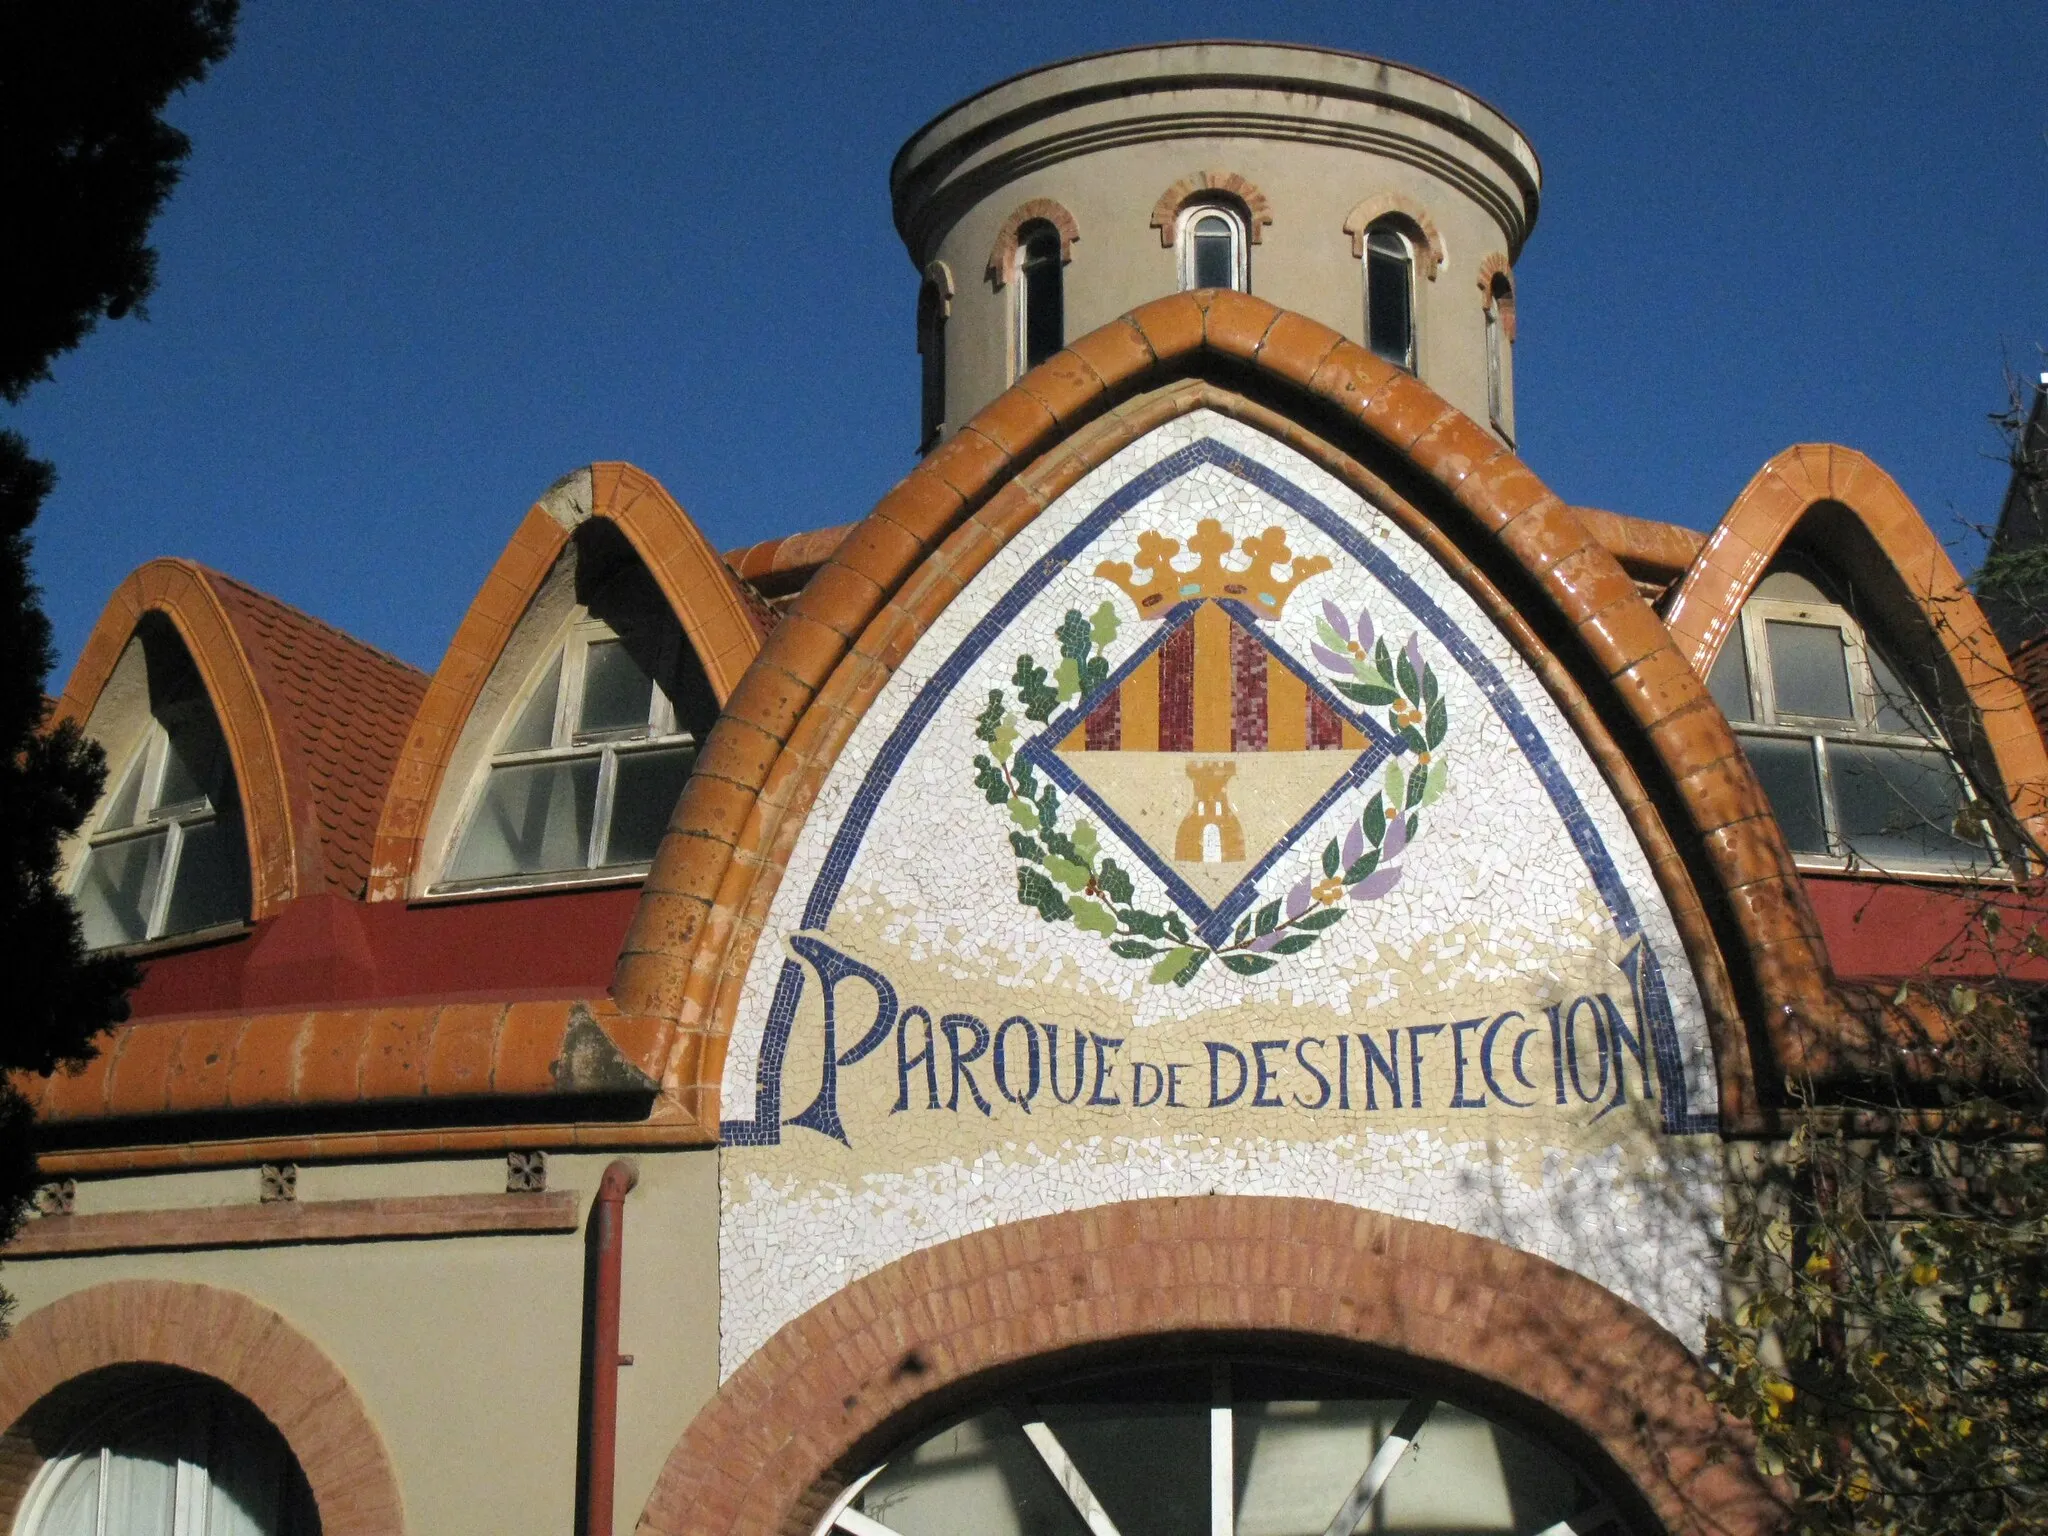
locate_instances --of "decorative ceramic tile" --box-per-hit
[718,412,1722,1376]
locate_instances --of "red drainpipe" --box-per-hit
[585,1158,639,1536]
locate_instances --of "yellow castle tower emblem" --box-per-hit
[1175,760,1246,864]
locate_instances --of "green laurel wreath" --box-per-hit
[970,597,1449,987]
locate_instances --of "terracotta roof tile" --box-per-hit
[203,570,429,897]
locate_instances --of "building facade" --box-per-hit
[8,42,2045,1536]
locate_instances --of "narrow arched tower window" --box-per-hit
[1366,223,1417,370]
[1178,205,1247,292]
[916,276,946,452]
[1017,223,1064,373]
[1485,272,1512,432]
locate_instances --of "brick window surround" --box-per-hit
[1149,171,1273,246]
[1476,252,1518,341]
[1344,195,1446,280]
[0,1280,404,1535]
[985,199,1079,286]
[632,1197,1779,1536]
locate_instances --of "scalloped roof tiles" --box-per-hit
[205,570,429,897]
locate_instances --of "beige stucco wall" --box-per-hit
[894,42,1537,444]
[4,1148,719,1536]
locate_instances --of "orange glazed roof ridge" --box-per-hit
[201,568,430,897]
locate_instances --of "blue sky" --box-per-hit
[11,2,2046,682]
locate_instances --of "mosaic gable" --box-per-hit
[718,411,1723,1374]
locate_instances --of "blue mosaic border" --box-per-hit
[723,437,1716,1142]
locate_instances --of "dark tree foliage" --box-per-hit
[0,0,239,1249]
[0,0,239,402]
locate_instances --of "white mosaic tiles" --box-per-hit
[717,411,1724,1377]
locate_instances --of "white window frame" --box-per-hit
[1725,591,1997,875]
[70,701,242,948]
[1176,203,1248,292]
[435,616,696,894]
[1485,298,1507,434]
[1364,221,1418,372]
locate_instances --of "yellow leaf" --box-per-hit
[1911,1261,1940,1286]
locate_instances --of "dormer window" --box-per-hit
[1178,205,1247,292]
[72,673,249,949]
[440,590,698,890]
[1709,563,1995,873]
[1366,222,1417,370]
[1016,222,1064,373]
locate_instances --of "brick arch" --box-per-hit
[1343,194,1446,279]
[1664,443,2048,833]
[55,560,305,918]
[367,461,766,900]
[633,1198,1775,1536]
[985,199,1079,285]
[919,259,954,317]
[1477,252,1518,341]
[1150,171,1274,246]
[619,290,1862,1125]
[0,1280,404,1535]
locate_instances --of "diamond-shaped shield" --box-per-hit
[1019,598,1397,947]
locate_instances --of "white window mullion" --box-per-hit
[146,820,186,940]
[1812,735,1843,859]
[1210,1362,1235,1536]
[589,746,621,868]
[556,633,589,748]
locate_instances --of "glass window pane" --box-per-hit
[1042,1400,1208,1536]
[602,745,695,866]
[578,639,655,737]
[858,1411,1086,1536]
[1023,231,1064,368]
[155,710,227,811]
[75,830,170,948]
[501,651,564,753]
[1192,216,1236,291]
[446,757,600,881]
[1378,1404,1584,1535]
[1707,633,1752,722]
[1367,241,1414,367]
[1740,735,1829,854]
[101,1441,178,1536]
[163,816,250,935]
[1485,304,1504,425]
[1832,743,1991,869]
[99,752,147,832]
[31,1451,102,1536]
[1764,620,1854,719]
[1868,645,1935,736]
[1236,1395,1410,1535]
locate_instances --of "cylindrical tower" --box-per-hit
[893,41,1540,451]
